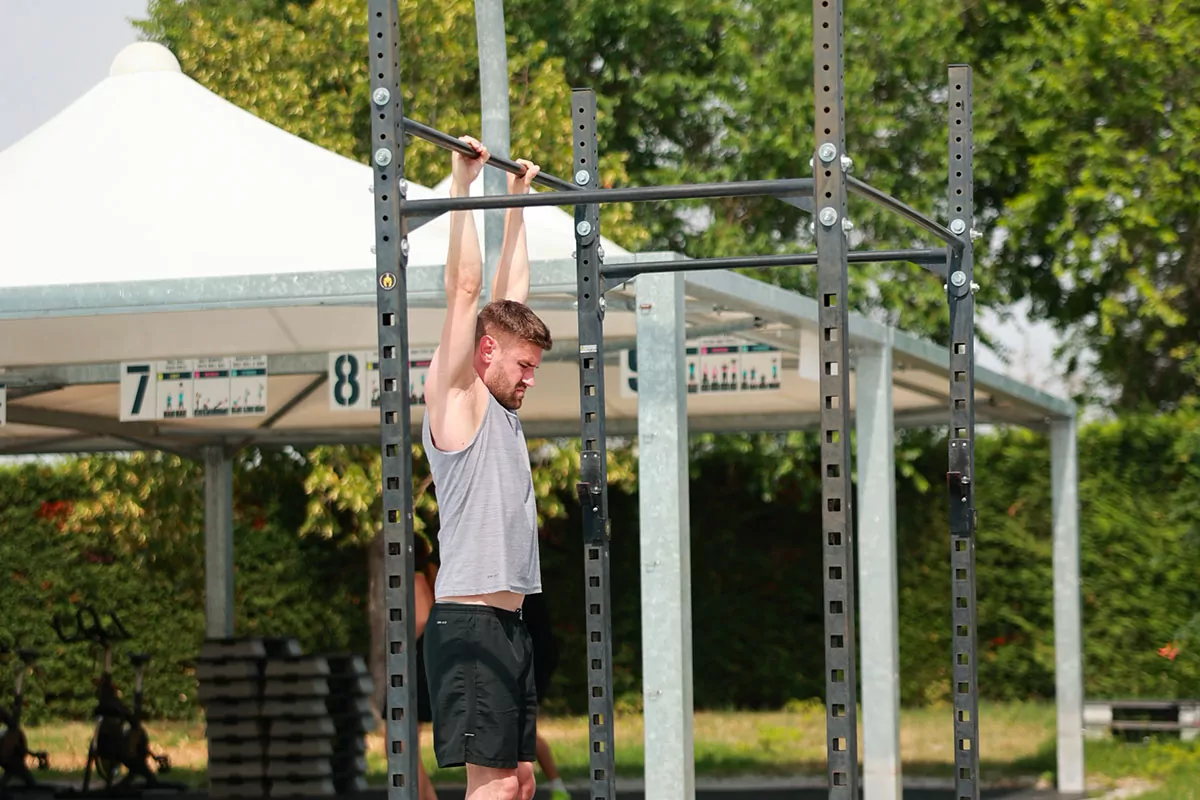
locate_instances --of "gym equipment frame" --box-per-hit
[365,0,979,798]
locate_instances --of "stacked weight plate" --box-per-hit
[324,654,376,793]
[199,639,376,798]
[262,655,337,797]
[198,637,302,799]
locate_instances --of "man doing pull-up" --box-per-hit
[420,136,551,800]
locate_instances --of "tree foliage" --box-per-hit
[971,0,1200,407]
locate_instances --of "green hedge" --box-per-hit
[2,410,1199,721]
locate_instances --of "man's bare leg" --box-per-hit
[465,764,520,800]
[417,757,437,800]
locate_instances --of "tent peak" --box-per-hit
[109,42,181,78]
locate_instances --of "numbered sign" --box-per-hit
[121,356,270,420]
[330,348,435,410]
[0,383,6,427]
[120,363,157,421]
[619,336,782,398]
[329,351,370,411]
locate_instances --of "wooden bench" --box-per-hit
[1084,699,1200,741]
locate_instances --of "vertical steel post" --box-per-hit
[812,0,860,795]
[1051,416,1086,794]
[854,338,902,800]
[203,445,234,639]
[572,88,617,800]
[368,2,419,798]
[474,0,512,302]
[946,64,981,800]
[636,271,696,800]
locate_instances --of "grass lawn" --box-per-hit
[15,701,1200,797]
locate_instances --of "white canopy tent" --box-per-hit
[0,42,1085,798]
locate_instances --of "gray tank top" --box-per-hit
[421,390,541,599]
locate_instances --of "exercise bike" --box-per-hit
[0,638,51,794]
[51,608,184,796]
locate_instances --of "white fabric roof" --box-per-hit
[0,42,627,290]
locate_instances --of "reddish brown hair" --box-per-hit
[475,300,553,351]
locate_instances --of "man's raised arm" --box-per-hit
[490,159,541,305]
[431,137,490,398]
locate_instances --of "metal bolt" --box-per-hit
[818,206,839,227]
[840,155,853,173]
[400,240,409,257]
[575,170,591,186]
[599,296,607,311]
[949,218,967,235]
[841,218,855,233]
[970,281,980,294]
[818,143,838,163]
[970,228,983,242]
[372,87,391,106]
[598,246,605,261]
[950,270,967,287]
[576,221,593,237]
[374,148,392,167]
[398,178,408,195]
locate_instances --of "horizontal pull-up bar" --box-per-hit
[403,178,815,215]
[601,248,948,280]
[846,177,964,252]
[402,117,580,193]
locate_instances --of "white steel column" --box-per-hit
[854,338,901,800]
[1051,417,1085,793]
[636,272,695,800]
[204,445,235,638]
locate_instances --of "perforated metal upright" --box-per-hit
[367,1,420,798]
[812,0,860,795]
[571,88,618,800]
[946,64,981,800]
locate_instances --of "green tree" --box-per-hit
[977,0,1200,408]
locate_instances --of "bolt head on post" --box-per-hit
[372,87,391,106]
[818,143,838,163]
[575,170,591,186]
[818,206,839,227]
[950,270,967,287]
[841,218,855,233]
[950,218,967,235]
[576,220,593,237]
[374,148,392,167]
[840,154,854,173]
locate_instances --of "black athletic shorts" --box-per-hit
[422,602,538,770]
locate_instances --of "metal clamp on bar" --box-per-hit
[946,465,972,534]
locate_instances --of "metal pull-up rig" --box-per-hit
[364,0,979,798]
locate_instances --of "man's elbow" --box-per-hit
[449,277,483,300]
